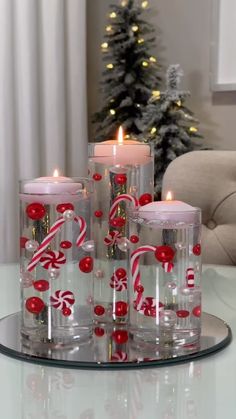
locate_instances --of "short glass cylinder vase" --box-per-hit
[19,177,94,346]
[128,203,202,350]
[88,140,154,324]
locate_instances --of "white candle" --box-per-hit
[93,126,151,165]
[21,170,82,204]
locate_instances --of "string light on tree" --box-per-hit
[176,100,182,106]
[137,38,144,44]
[109,12,117,18]
[101,42,108,51]
[189,127,198,133]
[142,61,149,67]
[152,90,161,99]
[150,127,157,134]
[149,56,157,63]
[106,63,114,69]
[142,1,149,8]
[132,25,139,32]
[110,109,116,115]
[106,25,112,32]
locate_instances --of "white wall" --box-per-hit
[87,0,236,150]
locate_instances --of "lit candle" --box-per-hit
[21,169,82,204]
[94,126,151,165]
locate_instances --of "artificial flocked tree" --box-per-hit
[141,64,203,198]
[93,0,161,141]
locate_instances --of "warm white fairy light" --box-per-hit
[142,61,149,67]
[189,127,198,133]
[101,42,108,49]
[110,109,116,115]
[176,100,181,106]
[106,25,112,32]
[149,56,157,63]
[150,127,157,134]
[132,25,139,32]
[106,63,114,69]
[152,90,161,98]
[142,1,149,8]
[121,0,128,6]
[110,12,117,18]
[137,38,144,44]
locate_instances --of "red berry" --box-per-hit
[114,301,128,317]
[93,173,102,181]
[176,310,190,318]
[193,244,201,256]
[25,297,45,314]
[155,246,175,263]
[56,203,74,213]
[33,280,49,292]
[112,329,128,344]
[110,217,126,228]
[60,240,72,249]
[192,305,201,317]
[114,174,127,185]
[94,210,103,218]
[115,268,127,279]
[20,236,28,249]
[62,307,72,317]
[130,235,139,244]
[26,203,46,220]
[135,284,144,293]
[94,305,105,316]
[94,327,105,337]
[139,193,152,206]
[79,257,93,273]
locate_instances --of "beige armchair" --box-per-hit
[162,151,236,265]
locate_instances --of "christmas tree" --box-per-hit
[141,64,203,198]
[93,0,161,142]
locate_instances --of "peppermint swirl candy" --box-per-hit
[110,273,127,291]
[40,250,66,269]
[111,351,128,362]
[50,290,75,310]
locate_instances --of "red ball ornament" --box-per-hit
[139,193,152,206]
[176,310,190,318]
[56,203,74,213]
[193,244,201,256]
[94,305,105,316]
[115,268,127,279]
[114,301,128,317]
[112,329,128,344]
[60,240,72,249]
[192,305,201,317]
[20,236,28,249]
[94,327,105,337]
[26,203,46,220]
[130,235,139,244]
[135,285,144,293]
[25,297,45,314]
[110,217,126,228]
[33,280,49,292]
[79,256,93,273]
[155,246,175,263]
[62,307,72,317]
[94,210,103,218]
[114,174,127,185]
[93,173,102,181]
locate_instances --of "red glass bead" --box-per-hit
[93,173,102,181]
[114,174,127,185]
[26,203,46,220]
[114,301,128,317]
[20,236,28,249]
[139,193,152,206]
[25,297,45,314]
[94,327,105,337]
[56,203,74,213]
[112,329,128,344]
[33,280,49,292]
[155,246,175,263]
[60,240,72,249]
[62,307,72,317]
[176,310,190,318]
[115,268,127,279]
[94,210,103,218]
[130,235,139,244]
[192,305,201,317]
[135,285,144,293]
[94,305,105,316]
[110,217,126,228]
[193,244,201,256]
[79,256,93,273]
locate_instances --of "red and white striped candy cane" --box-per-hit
[27,217,65,272]
[109,194,139,220]
[74,215,87,247]
[104,230,121,246]
[130,245,156,311]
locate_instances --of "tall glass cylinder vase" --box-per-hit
[20,177,94,346]
[88,140,154,325]
[128,202,202,351]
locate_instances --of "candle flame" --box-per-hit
[117,126,124,144]
[53,169,59,177]
[166,191,173,201]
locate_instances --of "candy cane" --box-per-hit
[27,214,87,272]
[109,193,139,220]
[104,230,122,246]
[130,245,157,310]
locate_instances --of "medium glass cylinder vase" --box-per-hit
[128,202,202,350]
[88,139,154,324]
[20,177,94,346]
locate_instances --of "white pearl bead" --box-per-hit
[117,237,130,252]
[63,209,75,221]
[94,270,104,279]
[82,240,94,252]
[159,310,177,328]
[25,240,39,252]
[48,268,60,280]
